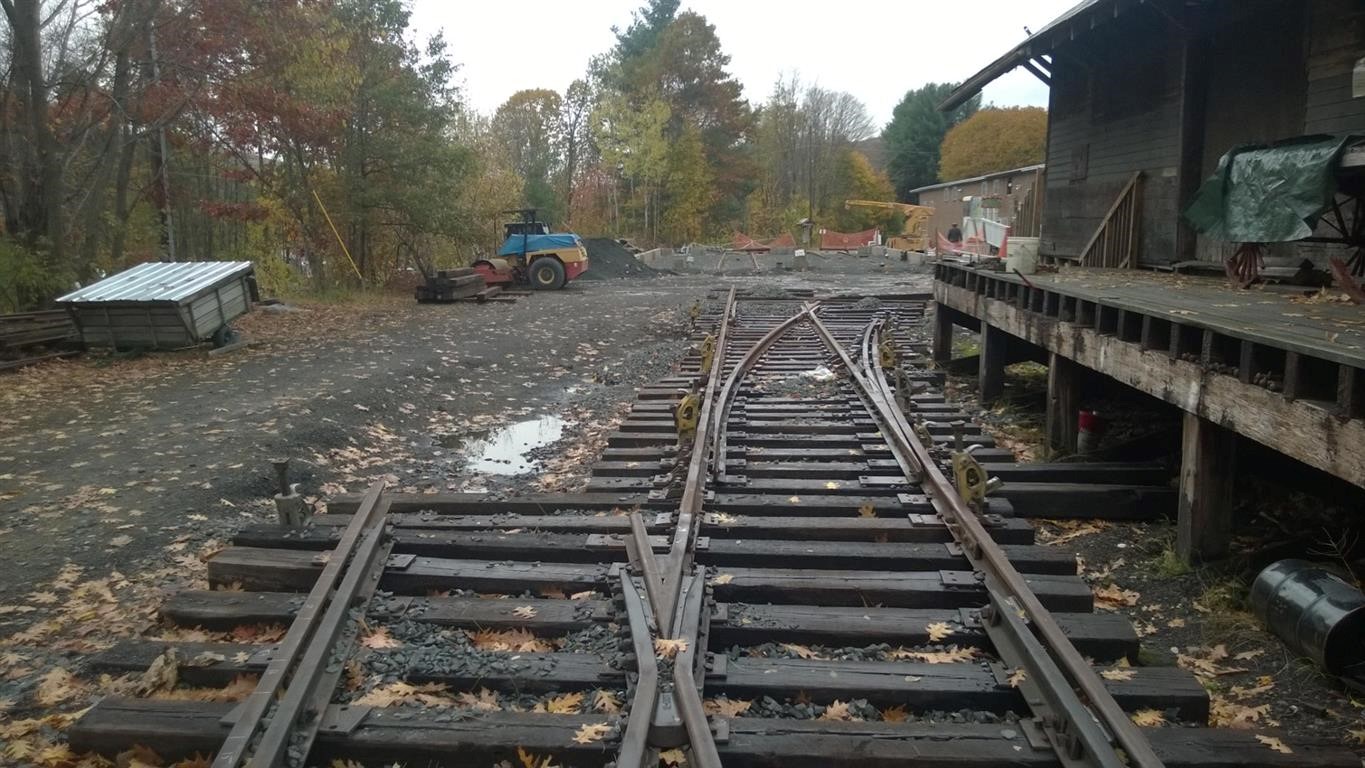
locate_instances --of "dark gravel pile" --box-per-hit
[580,237,661,279]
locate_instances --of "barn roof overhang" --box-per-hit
[937,0,1178,112]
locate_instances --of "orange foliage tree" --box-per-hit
[937,107,1047,181]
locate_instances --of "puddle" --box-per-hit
[450,415,567,475]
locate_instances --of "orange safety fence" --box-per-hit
[819,228,878,250]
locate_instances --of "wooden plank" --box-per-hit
[711,604,1137,661]
[710,657,1207,722]
[700,514,1034,545]
[326,493,667,515]
[995,483,1176,520]
[699,539,1075,574]
[980,462,1168,485]
[1177,413,1237,563]
[979,324,1007,402]
[1045,352,1081,455]
[162,591,608,632]
[709,567,1093,612]
[232,527,636,564]
[206,548,611,593]
[67,699,1359,768]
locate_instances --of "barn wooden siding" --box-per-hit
[1040,0,1364,268]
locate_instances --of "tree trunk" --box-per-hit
[2,0,65,267]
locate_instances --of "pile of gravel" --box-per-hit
[580,238,661,280]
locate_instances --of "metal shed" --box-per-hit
[56,261,257,349]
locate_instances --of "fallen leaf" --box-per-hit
[655,638,689,659]
[1131,709,1166,727]
[1093,583,1140,611]
[570,590,597,601]
[819,699,854,721]
[1255,734,1292,754]
[858,502,876,518]
[788,496,801,504]
[456,687,500,711]
[888,645,978,664]
[572,722,612,744]
[703,697,752,717]
[711,573,733,585]
[543,691,584,714]
[1233,649,1264,661]
[361,626,402,650]
[593,689,622,714]
[1007,668,1027,688]
[881,704,909,722]
[925,622,953,643]
[513,605,538,620]
[660,747,688,766]
[36,667,85,706]
[782,643,819,660]
[824,481,840,490]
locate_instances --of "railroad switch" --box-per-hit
[952,444,1002,514]
[674,388,701,436]
[697,333,716,372]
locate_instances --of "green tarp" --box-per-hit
[1184,135,1359,243]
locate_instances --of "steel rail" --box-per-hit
[804,309,1163,768]
[659,287,736,633]
[213,481,387,768]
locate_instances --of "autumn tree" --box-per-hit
[883,82,979,199]
[492,88,565,223]
[937,106,1047,181]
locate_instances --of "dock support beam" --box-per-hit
[1177,413,1237,563]
[979,324,1007,403]
[1046,353,1081,456]
[932,303,954,364]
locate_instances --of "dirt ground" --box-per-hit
[0,267,932,732]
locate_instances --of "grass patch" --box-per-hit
[1195,574,1260,640]
[1153,545,1193,578]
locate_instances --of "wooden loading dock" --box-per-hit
[933,261,1365,563]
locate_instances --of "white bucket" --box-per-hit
[1005,236,1040,275]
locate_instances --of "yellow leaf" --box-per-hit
[925,622,953,643]
[1093,583,1140,611]
[660,747,688,765]
[36,667,84,706]
[593,689,622,714]
[858,503,876,518]
[703,697,752,717]
[819,699,854,721]
[360,626,402,650]
[543,691,584,714]
[781,643,819,660]
[888,645,978,664]
[788,496,801,504]
[571,722,612,744]
[654,638,689,659]
[711,573,733,585]
[1007,668,1027,688]
[1100,667,1135,681]
[824,481,840,490]
[1233,649,1264,661]
[513,605,538,619]
[1255,734,1292,754]
[881,704,909,722]
[469,628,554,653]
[456,687,501,711]
[1131,709,1166,727]
[570,591,597,601]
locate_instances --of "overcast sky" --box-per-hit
[409,0,1078,128]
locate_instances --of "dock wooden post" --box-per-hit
[1047,353,1081,456]
[979,323,1007,403]
[1177,413,1237,563]
[932,303,953,364]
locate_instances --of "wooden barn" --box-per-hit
[932,0,1365,564]
[940,0,1364,269]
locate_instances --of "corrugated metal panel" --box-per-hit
[57,261,253,305]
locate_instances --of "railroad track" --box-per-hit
[67,289,1354,767]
